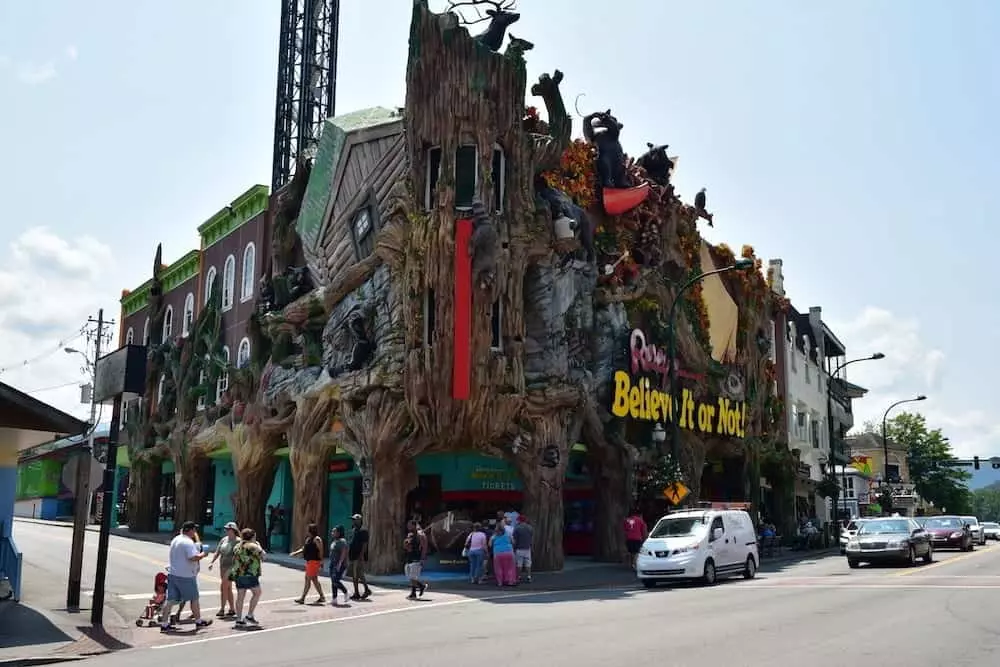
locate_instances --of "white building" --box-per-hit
[833,465,872,519]
[769,260,851,524]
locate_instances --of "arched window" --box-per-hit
[216,346,230,402]
[241,243,256,302]
[162,305,174,340]
[182,293,195,336]
[142,317,150,345]
[157,374,165,402]
[197,366,207,411]
[237,337,251,368]
[222,255,236,311]
[205,266,217,304]
[125,327,134,345]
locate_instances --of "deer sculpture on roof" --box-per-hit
[446,0,520,51]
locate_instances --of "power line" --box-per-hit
[25,380,81,394]
[0,323,88,375]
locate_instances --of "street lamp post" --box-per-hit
[666,258,754,495]
[826,353,884,538]
[881,395,927,486]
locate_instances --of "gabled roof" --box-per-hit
[297,107,404,252]
[0,381,88,435]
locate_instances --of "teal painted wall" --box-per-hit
[158,459,176,532]
[327,468,357,539]
[207,459,292,541]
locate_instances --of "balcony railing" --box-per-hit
[0,521,22,602]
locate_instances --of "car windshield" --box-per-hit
[649,516,708,538]
[963,517,979,525]
[858,519,911,535]
[924,517,964,529]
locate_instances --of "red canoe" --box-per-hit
[603,183,651,216]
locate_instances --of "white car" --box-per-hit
[839,519,869,554]
[636,508,759,588]
[962,516,986,546]
[982,522,1000,540]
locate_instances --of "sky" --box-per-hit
[1,1,997,457]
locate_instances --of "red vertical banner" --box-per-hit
[452,218,473,400]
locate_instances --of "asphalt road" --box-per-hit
[36,531,1000,667]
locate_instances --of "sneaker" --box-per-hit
[246,615,258,625]
[406,593,417,600]
[350,594,362,601]
[194,619,212,628]
[215,610,227,618]
[235,619,246,628]
[293,598,305,605]
[361,589,372,599]
[418,583,427,597]
[160,624,176,633]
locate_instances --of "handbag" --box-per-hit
[461,547,469,558]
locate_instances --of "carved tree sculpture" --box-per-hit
[401,0,583,571]
[125,245,167,533]
[160,280,228,530]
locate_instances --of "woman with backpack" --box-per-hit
[291,523,326,605]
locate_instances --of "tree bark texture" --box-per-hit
[172,454,211,532]
[287,392,337,547]
[127,452,162,533]
[362,457,417,575]
[582,404,631,562]
[400,2,573,452]
[340,387,425,574]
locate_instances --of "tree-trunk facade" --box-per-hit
[362,456,417,575]
[127,453,162,533]
[172,454,210,532]
[287,393,336,547]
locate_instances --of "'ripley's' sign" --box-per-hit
[612,329,746,437]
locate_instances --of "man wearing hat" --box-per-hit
[347,513,372,600]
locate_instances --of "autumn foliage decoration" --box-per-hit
[540,138,597,209]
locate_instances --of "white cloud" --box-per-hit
[834,306,991,459]
[14,61,57,85]
[0,227,113,422]
[66,45,78,61]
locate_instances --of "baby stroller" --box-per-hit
[136,571,190,627]
[136,572,169,627]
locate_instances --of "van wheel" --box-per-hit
[906,546,916,567]
[743,555,757,579]
[702,559,717,586]
[641,580,657,589]
[847,559,860,569]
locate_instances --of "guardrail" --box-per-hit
[0,521,22,601]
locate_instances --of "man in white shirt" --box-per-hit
[160,521,211,632]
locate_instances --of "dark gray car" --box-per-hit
[845,518,933,568]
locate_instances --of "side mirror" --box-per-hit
[712,527,724,542]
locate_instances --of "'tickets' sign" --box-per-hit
[610,329,747,438]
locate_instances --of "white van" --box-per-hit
[635,508,760,588]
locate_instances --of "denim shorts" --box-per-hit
[167,575,199,602]
[235,575,260,590]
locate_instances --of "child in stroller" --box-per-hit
[135,571,191,627]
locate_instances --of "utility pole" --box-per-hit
[67,308,113,611]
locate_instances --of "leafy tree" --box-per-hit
[885,412,972,514]
[971,483,1000,522]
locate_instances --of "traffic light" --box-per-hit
[974,456,980,470]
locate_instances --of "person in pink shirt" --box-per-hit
[624,509,648,570]
[464,522,489,584]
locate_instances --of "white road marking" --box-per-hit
[151,587,629,649]
[740,583,1000,590]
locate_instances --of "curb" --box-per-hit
[0,659,87,666]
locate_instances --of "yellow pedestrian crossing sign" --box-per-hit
[663,481,690,505]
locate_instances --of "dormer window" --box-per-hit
[350,192,379,259]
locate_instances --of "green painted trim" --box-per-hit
[121,249,201,316]
[116,446,130,468]
[207,446,231,460]
[274,447,290,457]
[197,184,269,248]
[161,250,200,293]
[121,280,152,316]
